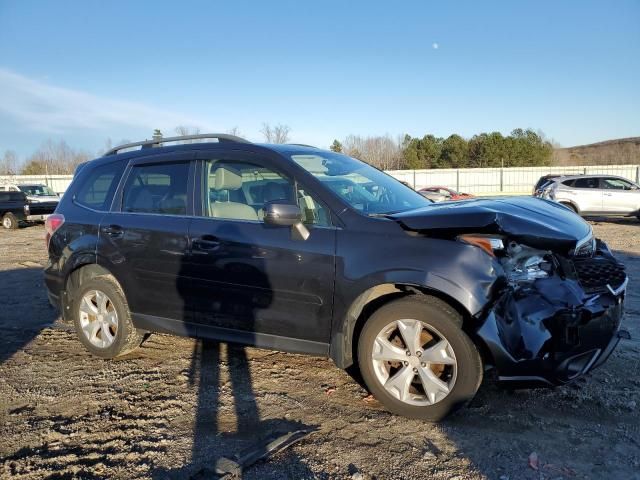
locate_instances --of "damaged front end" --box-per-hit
[476,237,628,386]
[389,197,628,386]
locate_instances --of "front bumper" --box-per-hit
[476,268,627,386]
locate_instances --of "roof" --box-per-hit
[552,174,630,181]
[102,134,326,157]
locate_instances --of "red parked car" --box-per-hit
[419,186,475,201]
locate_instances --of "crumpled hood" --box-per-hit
[389,196,591,253]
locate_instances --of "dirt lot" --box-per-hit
[1,220,639,480]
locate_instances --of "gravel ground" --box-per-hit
[1,220,639,480]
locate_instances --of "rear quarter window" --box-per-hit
[561,179,575,187]
[73,160,126,211]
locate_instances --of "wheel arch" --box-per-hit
[558,200,580,214]
[61,260,124,321]
[330,282,476,369]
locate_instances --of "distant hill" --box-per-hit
[553,137,640,165]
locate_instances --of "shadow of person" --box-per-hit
[153,218,318,479]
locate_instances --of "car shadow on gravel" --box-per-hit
[151,340,318,479]
[0,266,57,365]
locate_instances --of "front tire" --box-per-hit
[2,213,18,229]
[72,276,142,358]
[357,296,482,421]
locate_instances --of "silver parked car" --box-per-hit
[534,174,640,219]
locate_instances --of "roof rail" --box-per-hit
[286,143,318,148]
[103,133,250,156]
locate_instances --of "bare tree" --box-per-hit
[21,139,90,175]
[0,150,20,175]
[342,134,403,170]
[99,138,113,156]
[173,126,202,144]
[175,125,201,137]
[227,126,243,138]
[261,123,291,144]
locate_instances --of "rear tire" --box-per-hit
[2,213,18,229]
[357,296,482,421]
[72,275,142,359]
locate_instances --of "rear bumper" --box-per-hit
[26,214,50,221]
[476,274,627,386]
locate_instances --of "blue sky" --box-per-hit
[1,0,639,159]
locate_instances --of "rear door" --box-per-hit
[98,152,195,323]
[571,177,603,213]
[186,150,336,353]
[601,177,640,213]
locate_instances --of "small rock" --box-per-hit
[528,452,539,470]
[626,400,637,410]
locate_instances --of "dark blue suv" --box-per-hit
[44,134,628,420]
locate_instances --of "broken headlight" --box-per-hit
[457,234,505,257]
[501,241,553,283]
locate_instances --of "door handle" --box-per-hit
[102,225,124,237]
[604,193,613,196]
[192,235,220,251]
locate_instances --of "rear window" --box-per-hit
[535,175,557,190]
[74,160,126,211]
[121,162,190,215]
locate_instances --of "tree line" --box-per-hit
[330,129,554,170]
[1,126,554,175]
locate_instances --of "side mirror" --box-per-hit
[263,202,309,241]
[263,202,303,226]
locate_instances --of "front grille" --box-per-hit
[572,257,626,293]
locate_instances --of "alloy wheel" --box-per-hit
[78,289,118,348]
[371,319,458,406]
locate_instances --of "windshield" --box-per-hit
[291,151,431,215]
[18,185,57,196]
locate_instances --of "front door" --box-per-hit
[99,154,194,323]
[600,177,640,214]
[186,152,336,353]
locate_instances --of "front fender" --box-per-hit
[329,239,503,368]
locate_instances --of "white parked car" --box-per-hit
[534,175,640,219]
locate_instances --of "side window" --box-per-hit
[562,179,575,187]
[203,160,331,226]
[74,160,126,211]
[573,177,600,189]
[122,162,189,215]
[602,178,634,190]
